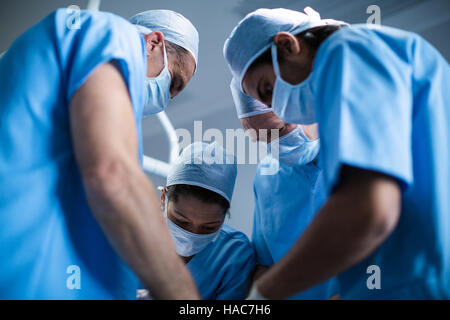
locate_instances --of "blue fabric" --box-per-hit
[253,156,338,299]
[167,142,237,204]
[129,9,199,67]
[230,77,273,119]
[0,9,147,299]
[311,25,450,299]
[223,7,345,90]
[186,224,255,300]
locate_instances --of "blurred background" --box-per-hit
[1,0,449,237]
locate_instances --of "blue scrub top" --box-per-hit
[187,224,255,300]
[0,9,146,299]
[310,25,450,299]
[253,156,337,299]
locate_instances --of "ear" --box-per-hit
[273,32,301,58]
[160,187,166,210]
[144,31,165,55]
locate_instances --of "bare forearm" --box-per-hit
[69,62,198,299]
[83,164,199,299]
[253,264,269,283]
[257,170,401,299]
[258,199,384,298]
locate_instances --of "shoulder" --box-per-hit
[54,9,141,46]
[52,9,144,62]
[314,25,417,70]
[320,24,416,48]
[219,225,251,245]
[53,9,146,106]
[314,25,377,66]
[216,225,254,257]
[55,8,131,28]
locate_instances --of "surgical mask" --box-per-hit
[267,126,319,167]
[163,201,221,257]
[271,43,315,124]
[143,43,172,116]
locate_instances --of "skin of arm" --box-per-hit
[70,61,199,299]
[253,264,270,282]
[256,165,402,299]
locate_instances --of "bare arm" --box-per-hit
[253,264,269,283]
[255,166,401,299]
[70,61,199,299]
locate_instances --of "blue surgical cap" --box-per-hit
[230,77,273,118]
[224,7,346,90]
[166,142,237,204]
[130,9,199,67]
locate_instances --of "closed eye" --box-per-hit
[174,218,189,226]
[173,210,191,225]
[258,80,273,106]
[202,224,221,232]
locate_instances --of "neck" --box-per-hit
[300,124,319,140]
[180,255,194,264]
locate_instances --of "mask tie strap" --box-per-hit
[271,44,281,78]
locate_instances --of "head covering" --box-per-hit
[166,142,237,204]
[130,9,199,68]
[223,7,346,90]
[230,77,273,118]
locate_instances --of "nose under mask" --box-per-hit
[163,200,221,257]
[270,43,316,124]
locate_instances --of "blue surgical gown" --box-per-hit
[187,224,255,300]
[253,156,338,299]
[310,25,450,299]
[0,9,146,299]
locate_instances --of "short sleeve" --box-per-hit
[312,29,414,193]
[53,9,146,107]
[251,183,275,266]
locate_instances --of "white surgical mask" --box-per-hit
[268,125,319,167]
[143,43,172,116]
[271,43,315,124]
[163,201,221,257]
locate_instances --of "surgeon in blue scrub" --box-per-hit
[224,7,450,299]
[0,9,200,299]
[138,142,255,299]
[230,79,338,299]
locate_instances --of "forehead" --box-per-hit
[169,193,224,222]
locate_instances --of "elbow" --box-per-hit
[336,166,402,243]
[366,203,401,240]
[363,187,402,240]
[81,159,130,200]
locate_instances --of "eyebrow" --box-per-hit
[174,209,190,221]
[174,209,222,225]
[203,220,223,225]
